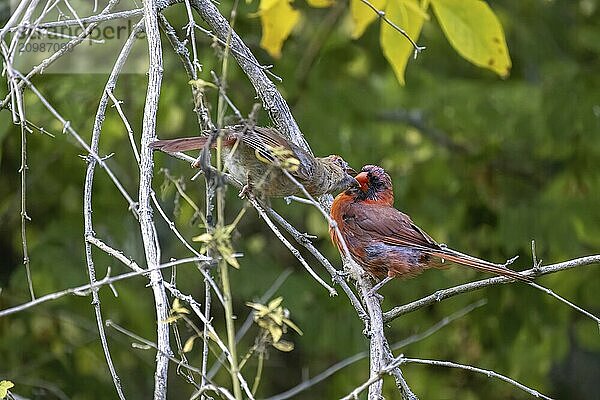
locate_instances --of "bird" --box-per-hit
[330,165,531,292]
[150,125,358,198]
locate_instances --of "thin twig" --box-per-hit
[0,0,122,110]
[35,8,144,28]
[0,257,204,318]
[248,196,337,296]
[528,282,600,326]
[265,207,367,321]
[17,89,35,301]
[87,235,145,273]
[358,0,426,57]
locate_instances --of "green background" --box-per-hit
[1,0,598,398]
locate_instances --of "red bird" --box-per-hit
[330,165,530,290]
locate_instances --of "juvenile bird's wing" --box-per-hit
[150,136,210,152]
[150,131,239,152]
[234,126,316,181]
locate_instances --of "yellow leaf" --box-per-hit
[282,317,303,335]
[208,331,219,342]
[192,232,213,243]
[258,0,301,58]
[223,252,240,269]
[188,79,217,90]
[163,315,182,324]
[307,0,334,7]
[183,336,197,353]
[350,0,387,39]
[270,325,283,342]
[270,311,284,326]
[380,0,427,85]
[430,0,511,77]
[0,381,14,399]
[257,319,272,330]
[171,299,190,315]
[246,301,266,312]
[272,339,294,352]
[267,296,283,310]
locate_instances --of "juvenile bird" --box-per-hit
[151,125,357,197]
[330,165,530,291]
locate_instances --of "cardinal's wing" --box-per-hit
[348,203,440,250]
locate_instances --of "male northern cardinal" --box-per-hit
[330,165,530,290]
[150,125,357,197]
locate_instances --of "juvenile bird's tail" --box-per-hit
[149,137,210,152]
[427,247,532,282]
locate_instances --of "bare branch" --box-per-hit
[384,255,600,322]
[139,1,171,398]
[83,19,145,399]
[265,299,486,400]
[399,357,553,400]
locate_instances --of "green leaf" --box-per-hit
[0,381,14,399]
[430,0,511,77]
[350,0,387,39]
[380,0,427,85]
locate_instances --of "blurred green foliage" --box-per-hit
[0,0,599,399]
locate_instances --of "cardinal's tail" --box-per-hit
[427,247,532,282]
[149,137,211,152]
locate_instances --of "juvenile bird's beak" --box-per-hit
[345,166,357,176]
[339,175,359,192]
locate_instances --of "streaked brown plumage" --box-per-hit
[150,125,357,197]
[330,165,531,284]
